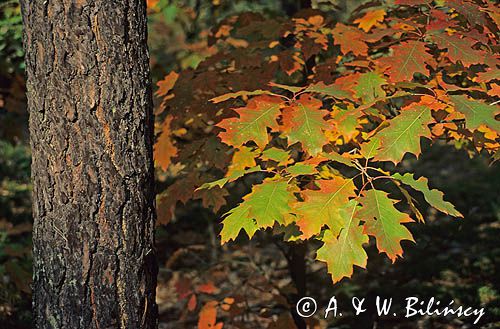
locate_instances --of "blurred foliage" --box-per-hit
[0,0,27,143]
[0,0,24,75]
[0,141,32,326]
[146,0,345,79]
[148,0,283,71]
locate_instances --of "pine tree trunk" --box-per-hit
[20,1,157,328]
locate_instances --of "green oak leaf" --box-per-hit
[286,163,317,176]
[357,189,414,262]
[244,180,294,228]
[198,166,260,190]
[371,105,433,163]
[316,200,368,283]
[449,95,500,132]
[293,177,356,238]
[354,72,387,102]
[220,179,295,242]
[305,82,351,99]
[220,204,257,243]
[392,173,462,217]
[281,94,332,156]
[261,147,291,165]
[210,90,273,103]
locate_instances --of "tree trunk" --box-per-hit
[288,242,307,329]
[21,1,157,328]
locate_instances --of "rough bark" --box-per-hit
[21,1,157,328]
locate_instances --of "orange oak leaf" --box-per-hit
[354,10,386,32]
[395,0,432,5]
[227,146,258,176]
[146,0,159,9]
[175,276,193,299]
[217,95,282,149]
[377,41,434,82]
[193,187,229,213]
[426,9,458,32]
[196,282,218,294]
[279,49,303,76]
[331,23,368,56]
[430,33,487,67]
[156,194,177,225]
[333,109,362,141]
[476,69,499,83]
[154,115,177,170]
[156,71,179,97]
[198,301,223,329]
[446,0,488,28]
[293,178,356,238]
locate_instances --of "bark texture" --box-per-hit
[21,1,157,328]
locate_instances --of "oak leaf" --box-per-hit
[354,10,386,32]
[261,148,291,165]
[286,163,317,176]
[333,110,362,141]
[392,173,462,217]
[219,180,294,242]
[445,0,488,28]
[196,282,218,294]
[154,115,177,171]
[318,151,357,168]
[354,72,387,102]
[198,167,261,190]
[244,180,294,228]
[449,95,500,132]
[377,41,433,82]
[370,105,434,163]
[293,178,356,238]
[305,81,352,99]
[156,71,179,97]
[430,33,487,67]
[220,204,257,244]
[188,294,197,311]
[193,187,229,213]
[217,95,282,149]
[282,95,333,155]
[210,90,273,103]
[227,147,258,176]
[198,301,223,329]
[395,0,432,5]
[331,23,368,56]
[316,200,368,283]
[476,69,498,83]
[357,190,414,262]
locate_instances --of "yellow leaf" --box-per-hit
[227,147,258,175]
[354,10,386,32]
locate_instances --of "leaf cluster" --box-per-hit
[154,0,499,282]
